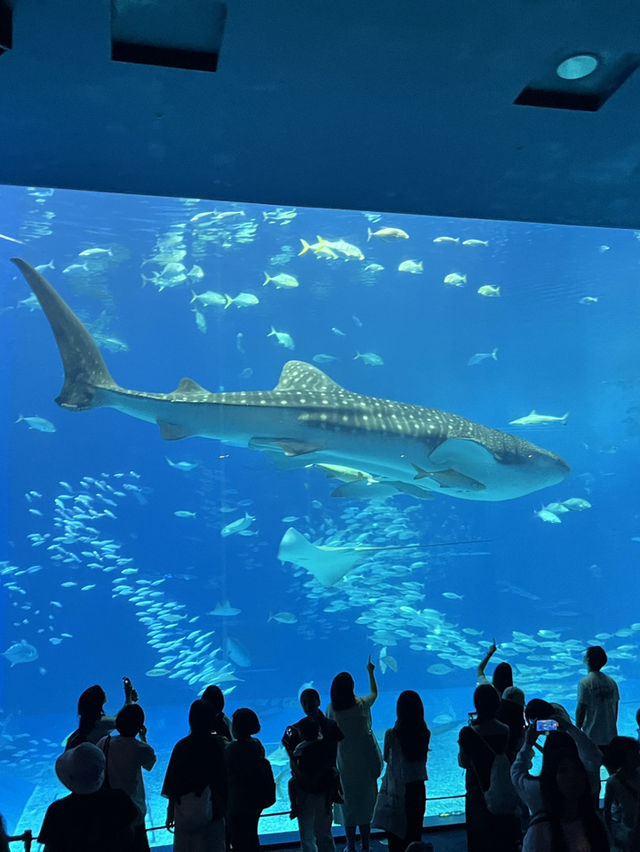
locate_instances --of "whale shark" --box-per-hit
[11,258,569,501]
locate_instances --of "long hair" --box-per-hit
[393,690,430,762]
[473,683,501,721]
[539,739,609,852]
[330,672,356,712]
[76,685,106,737]
[201,684,231,739]
[492,662,513,695]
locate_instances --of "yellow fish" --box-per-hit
[367,227,409,241]
[444,273,466,286]
[398,260,423,274]
[477,285,500,297]
[298,237,339,259]
[263,272,300,289]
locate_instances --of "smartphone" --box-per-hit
[536,719,559,732]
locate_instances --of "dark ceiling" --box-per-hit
[2,0,640,228]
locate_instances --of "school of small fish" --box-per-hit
[3,189,637,829]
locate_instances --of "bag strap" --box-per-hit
[468,724,498,756]
[618,775,640,800]
[101,733,111,763]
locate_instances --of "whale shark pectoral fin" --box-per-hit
[249,437,323,457]
[429,438,495,468]
[157,419,195,441]
[425,439,494,491]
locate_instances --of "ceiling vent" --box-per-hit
[111,0,226,72]
[0,0,12,56]
[515,51,640,111]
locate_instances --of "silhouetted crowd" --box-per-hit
[1,642,639,852]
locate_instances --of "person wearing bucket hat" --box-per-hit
[38,743,138,851]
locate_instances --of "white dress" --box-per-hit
[327,695,382,825]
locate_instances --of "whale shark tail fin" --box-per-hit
[11,258,119,410]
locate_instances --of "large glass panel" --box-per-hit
[1,186,638,846]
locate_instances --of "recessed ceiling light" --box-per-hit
[556,54,599,80]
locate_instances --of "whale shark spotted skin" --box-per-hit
[12,258,570,502]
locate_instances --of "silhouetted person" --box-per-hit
[38,742,138,851]
[373,690,430,852]
[498,686,526,762]
[522,733,609,851]
[97,703,156,852]
[0,815,9,852]
[458,684,521,852]
[201,685,232,741]
[326,657,381,852]
[477,641,513,696]
[226,708,274,852]
[603,736,640,851]
[576,646,620,750]
[282,688,344,852]
[66,677,137,750]
[162,700,227,852]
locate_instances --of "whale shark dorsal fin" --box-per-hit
[274,361,344,393]
[174,377,210,395]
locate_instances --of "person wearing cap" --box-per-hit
[38,742,138,851]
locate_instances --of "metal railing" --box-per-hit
[6,793,467,849]
[7,831,33,851]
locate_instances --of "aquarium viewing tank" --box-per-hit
[1,185,639,846]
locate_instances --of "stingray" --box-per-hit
[277,527,483,586]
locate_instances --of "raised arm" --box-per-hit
[575,701,586,730]
[123,676,138,706]
[477,640,497,682]
[365,655,378,705]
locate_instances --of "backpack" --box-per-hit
[252,756,276,810]
[292,738,338,794]
[469,727,519,815]
[483,751,519,815]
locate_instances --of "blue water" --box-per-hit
[1,186,639,843]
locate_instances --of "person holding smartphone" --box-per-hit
[511,709,602,815]
[520,734,610,852]
[65,676,138,750]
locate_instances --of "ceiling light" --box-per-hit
[556,55,599,80]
